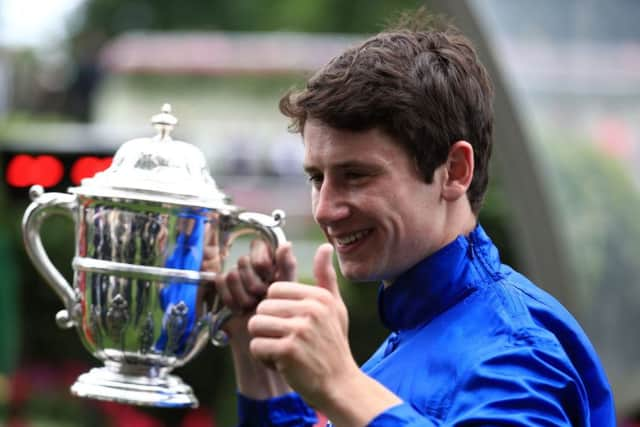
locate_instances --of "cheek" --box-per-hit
[384,193,409,223]
[386,195,425,237]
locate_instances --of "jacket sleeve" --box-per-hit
[237,392,318,427]
[367,345,592,426]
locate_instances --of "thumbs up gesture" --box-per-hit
[248,243,360,408]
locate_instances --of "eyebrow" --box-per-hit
[303,160,376,174]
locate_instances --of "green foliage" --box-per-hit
[537,129,640,373]
[0,233,19,375]
[540,132,640,309]
[479,166,521,269]
[73,0,423,41]
[118,74,301,99]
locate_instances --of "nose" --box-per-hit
[312,180,350,226]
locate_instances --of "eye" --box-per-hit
[306,173,323,189]
[345,171,365,180]
[344,170,370,183]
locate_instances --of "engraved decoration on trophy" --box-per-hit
[22,104,286,408]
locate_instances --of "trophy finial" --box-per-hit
[29,184,44,201]
[151,103,178,140]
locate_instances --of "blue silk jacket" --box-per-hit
[237,225,616,426]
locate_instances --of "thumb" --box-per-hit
[313,243,340,297]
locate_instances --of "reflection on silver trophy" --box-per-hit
[21,104,286,408]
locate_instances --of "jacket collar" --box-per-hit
[378,224,500,331]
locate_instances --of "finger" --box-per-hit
[254,297,317,318]
[204,221,218,246]
[275,242,297,282]
[201,245,221,272]
[250,239,275,282]
[226,268,259,311]
[214,272,234,309]
[313,243,339,297]
[238,255,268,297]
[203,244,220,259]
[247,313,294,338]
[266,281,326,300]
[249,336,288,370]
[201,258,219,273]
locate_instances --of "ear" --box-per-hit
[442,141,474,202]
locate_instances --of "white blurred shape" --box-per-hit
[0,0,85,47]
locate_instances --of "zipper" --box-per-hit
[384,332,400,357]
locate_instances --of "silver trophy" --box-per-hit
[22,104,286,408]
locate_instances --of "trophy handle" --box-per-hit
[22,185,79,329]
[209,209,287,346]
[236,209,287,249]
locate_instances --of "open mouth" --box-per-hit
[334,229,372,248]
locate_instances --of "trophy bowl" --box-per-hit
[21,104,286,408]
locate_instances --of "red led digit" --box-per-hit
[5,154,32,187]
[5,154,64,188]
[70,156,113,185]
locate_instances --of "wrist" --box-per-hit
[321,370,402,427]
[230,341,292,399]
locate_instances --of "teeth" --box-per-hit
[336,230,370,246]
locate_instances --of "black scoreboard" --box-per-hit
[2,148,113,199]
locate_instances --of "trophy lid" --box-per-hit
[71,104,231,208]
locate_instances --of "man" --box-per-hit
[206,14,615,427]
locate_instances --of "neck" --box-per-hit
[383,200,476,289]
[442,199,477,246]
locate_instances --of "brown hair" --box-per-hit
[279,14,494,214]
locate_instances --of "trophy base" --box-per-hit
[70,367,199,408]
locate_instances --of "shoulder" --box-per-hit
[443,342,592,425]
[422,270,592,387]
[436,270,564,347]
[436,280,599,425]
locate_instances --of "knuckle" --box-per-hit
[317,288,334,304]
[253,259,273,279]
[220,293,234,308]
[282,257,296,271]
[237,255,250,268]
[246,315,259,333]
[214,287,233,308]
[248,337,262,355]
[247,281,267,296]
[280,335,297,355]
[265,281,283,297]
[226,269,240,284]
[254,300,268,315]
[305,301,324,322]
[291,315,312,339]
[240,294,257,309]
[213,274,227,290]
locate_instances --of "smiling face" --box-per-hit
[303,120,457,282]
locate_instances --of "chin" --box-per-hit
[344,274,375,283]
[338,265,361,281]
[338,263,379,283]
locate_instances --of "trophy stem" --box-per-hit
[104,360,171,378]
[71,362,199,408]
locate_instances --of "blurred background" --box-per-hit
[1,0,640,425]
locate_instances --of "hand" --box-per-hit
[204,238,297,399]
[247,243,360,408]
[248,243,403,425]
[211,239,297,341]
